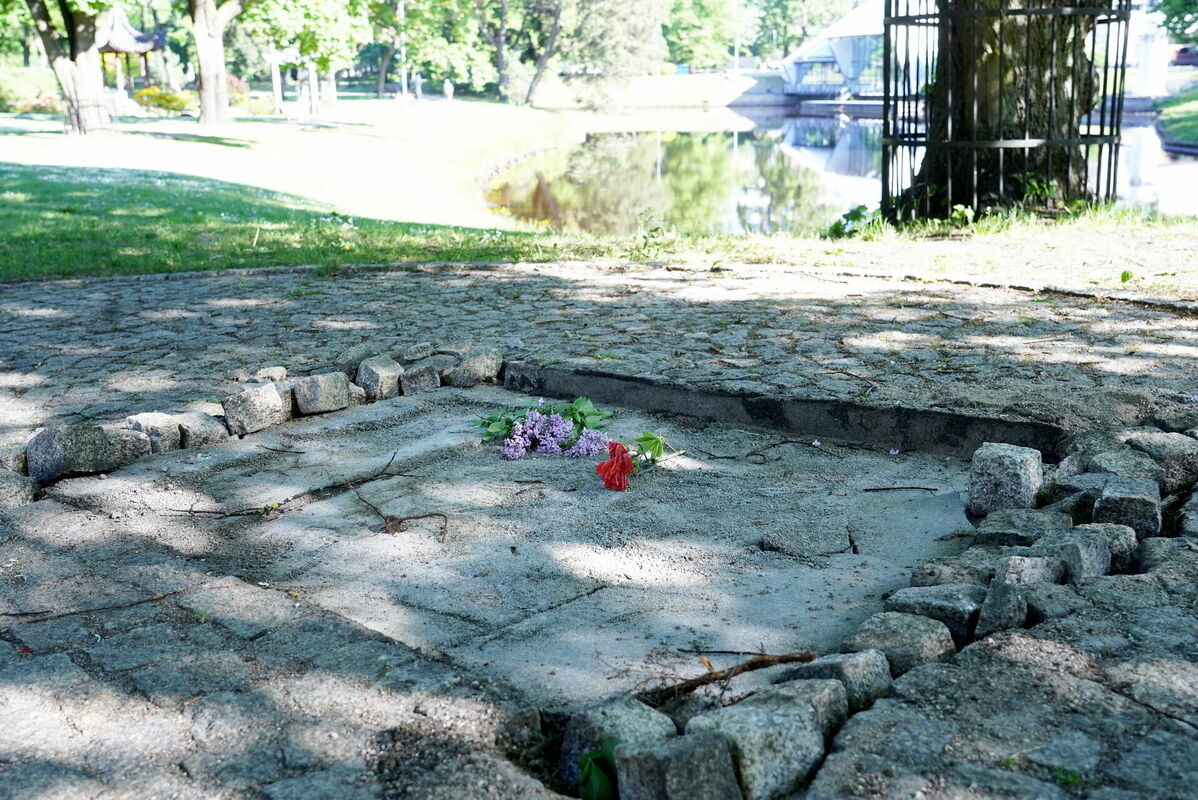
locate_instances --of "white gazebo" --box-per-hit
[780,0,884,97]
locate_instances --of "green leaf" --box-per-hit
[1120,269,1134,283]
[634,432,665,459]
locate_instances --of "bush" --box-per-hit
[0,67,62,113]
[227,74,250,106]
[132,85,198,114]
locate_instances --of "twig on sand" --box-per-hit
[862,486,939,493]
[746,439,845,463]
[636,650,817,708]
[3,591,182,624]
[256,444,306,454]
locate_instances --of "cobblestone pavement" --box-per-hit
[5,259,1198,448]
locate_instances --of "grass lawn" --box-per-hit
[1158,86,1198,143]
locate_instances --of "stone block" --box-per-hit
[558,697,676,787]
[444,349,504,387]
[174,412,230,448]
[333,343,376,378]
[1032,528,1112,583]
[842,612,956,676]
[1093,477,1161,539]
[222,384,287,435]
[1087,449,1165,486]
[1022,582,1091,624]
[293,372,351,415]
[755,679,848,739]
[254,366,287,382]
[883,583,988,646]
[348,382,367,407]
[993,555,1066,585]
[0,444,26,476]
[1179,493,1198,538]
[1076,523,1137,573]
[773,649,891,713]
[967,442,1043,516]
[975,580,1027,638]
[973,508,1072,546]
[615,732,742,800]
[399,341,434,362]
[274,381,295,418]
[686,693,825,800]
[1059,430,1127,460]
[1045,472,1110,504]
[0,469,37,509]
[355,355,404,400]
[1040,490,1097,525]
[26,424,123,482]
[125,412,182,453]
[1124,430,1198,494]
[106,428,151,464]
[399,364,440,395]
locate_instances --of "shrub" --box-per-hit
[0,67,62,113]
[132,85,198,114]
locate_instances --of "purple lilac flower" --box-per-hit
[564,429,611,458]
[500,421,531,459]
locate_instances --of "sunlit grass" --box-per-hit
[1158,86,1198,143]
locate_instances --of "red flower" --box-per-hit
[596,441,634,491]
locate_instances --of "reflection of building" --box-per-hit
[780,0,883,97]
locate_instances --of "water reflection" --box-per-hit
[486,115,1195,234]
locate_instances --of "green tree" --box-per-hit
[662,0,737,68]
[243,0,369,97]
[1158,0,1198,46]
[749,0,849,60]
[7,0,112,132]
[563,0,668,103]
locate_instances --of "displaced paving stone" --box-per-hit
[1087,449,1166,486]
[105,427,152,464]
[842,612,956,676]
[333,343,376,378]
[26,424,124,482]
[1077,523,1138,573]
[222,384,287,435]
[0,444,26,475]
[615,732,742,800]
[293,372,351,415]
[755,679,848,739]
[1032,528,1112,583]
[973,508,1072,546]
[686,691,825,800]
[1041,488,1098,524]
[174,412,230,448]
[348,382,367,407]
[1123,431,1198,494]
[254,366,288,382]
[909,545,1023,588]
[1179,493,1198,538]
[444,350,504,388]
[773,649,891,713]
[399,341,434,362]
[884,584,988,646]
[0,468,37,509]
[356,355,404,400]
[1059,430,1128,461]
[274,381,295,418]
[1093,477,1161,539]
[1022,582,1092,624]
[1045,471,1110,504]
[975,581,1028,638]
[126,412,183,453]
[558,697,676,787]
[399,364,440,395]
[994,555,1066,585]
[967,442,1043,516]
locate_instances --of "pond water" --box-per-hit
[485,113,1198,236]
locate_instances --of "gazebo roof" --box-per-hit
[98,6,166,55]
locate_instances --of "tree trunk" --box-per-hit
[321,71,337,106]
[377,42,396,98]
[189,0,241,125]
[24,0,109,134]
[269,55,284,113]
[523,0,564,106]
[476,0,510,99]
[913,0,1097,215]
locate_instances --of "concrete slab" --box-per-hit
[47,386,971,709]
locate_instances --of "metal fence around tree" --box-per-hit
[882,0,1133,220]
